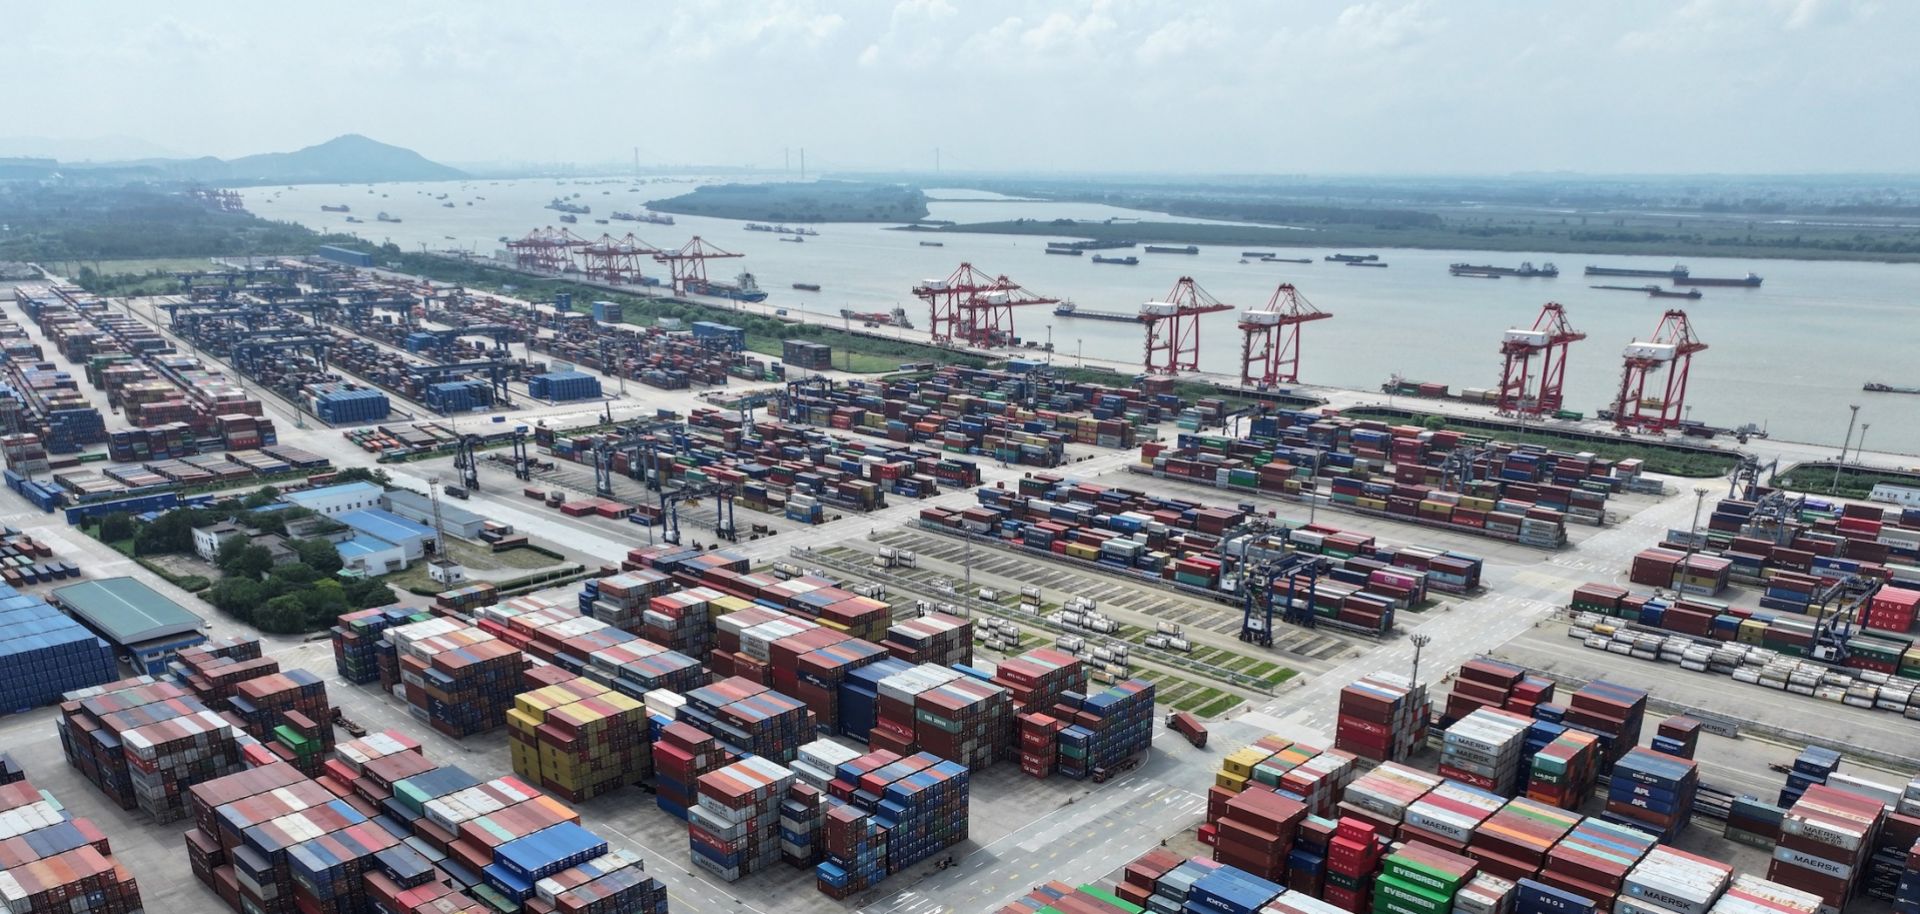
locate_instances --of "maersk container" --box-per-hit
[692,321,746,352]
[591,300,624,323]
[529,371,603,402]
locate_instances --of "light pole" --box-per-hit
[1856,424,1870,463]
[1076,338,1083,368]
[1833,404,1860,491]
[1409,633,1431,686]
[1684,486,1709,582]
[1045,324,1053,366]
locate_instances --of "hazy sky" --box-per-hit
[9,0,1914,174]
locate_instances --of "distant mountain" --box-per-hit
[220,134,465,184]
[48,134,466,186]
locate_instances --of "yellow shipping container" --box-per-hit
[1065,542,1100,560]
[1215,771,1249,792]
[1738,619,1769,644]
[1357,497,1388,511]
[1222,746,1271,778]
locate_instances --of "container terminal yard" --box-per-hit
[0,248,1918,914]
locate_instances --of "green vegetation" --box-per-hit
[1774,462,1920,500]
[647,181,929,223]
[1339,406,1739,477]
[0,184,360,268]
[356,247,988,372]
[898,175,1920,263]
[85,496,395,633]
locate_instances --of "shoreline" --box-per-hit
[911,219,1920,266]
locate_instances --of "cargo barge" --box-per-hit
[1450,261,1558,278]
[1864,381,1920,394]
[1347,260,1389,268]
[1262,256,1313,263]
[546,197,590,214]
[320,204,350,212]
[918,240,944,247]
[1590,284,1703,299]
[1145,244,1199,254]
[1052,301,1141,322]
[1092,255,1139,265]
[1327,253,1379,262]
[1585,263,1688,278]
[792,282,822,292]
[684,272,768,302]
[1045,247,1084,256]
[610,210,674,225]
[1242,251,1276,258]
[1674,271,1763,287]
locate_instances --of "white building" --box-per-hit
[191,521,245,561]
[336,536,406,575]
[281,481,386,518]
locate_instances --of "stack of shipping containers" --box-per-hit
[0,585,118,710]
[57,677,245,823]
[1337,673,1431,762]
[0,775,146,914]
[505,675,651,803]
[688,755,811,882]
[387,618,527,739]
[814,748,969,900]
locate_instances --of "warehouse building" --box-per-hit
[50,577,208,676]
[383,488,486,539]
[336,508,436,560]
[337,536,407,575]
[282,481,385,517]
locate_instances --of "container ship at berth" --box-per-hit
[1864,381,1920,395]
[1144,244,1199,254]
[1450,261,1558,278]
[1053,301,1141,322]
[1585,263,1688,278]
[685,272,768,302]
[1092,255,1139,265]
[1591,284,1703,299]
[1674,271,1763,287]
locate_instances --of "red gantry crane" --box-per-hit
[653,237,743,295]
[1496,302,1585,416]
[1612,309,1707,432]
[1142,277,1233,375]
[505,227,592,274]
[911,263,1058,348]
[579,233,662,285]
[1239,282,1332,388]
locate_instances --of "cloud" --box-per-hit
[1134,16,1227,64]
[1328,0,1439,51]
[1018,5,1118,57]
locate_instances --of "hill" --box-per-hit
[53,134,466,186]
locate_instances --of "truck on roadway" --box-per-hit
[1168,711,1208,748]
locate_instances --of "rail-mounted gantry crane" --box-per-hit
[1141,277,1232,375]
[1611,309,1706,433]
[911,263,1058,349]
[1238,283,1332,388]
[1496,302,1585,416]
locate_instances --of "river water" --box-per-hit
[237,177,1920,455]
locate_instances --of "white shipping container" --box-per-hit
[1623,847,1733,914]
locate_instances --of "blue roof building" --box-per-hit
[336,508,435,560]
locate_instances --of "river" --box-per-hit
[237,177,1920,455]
